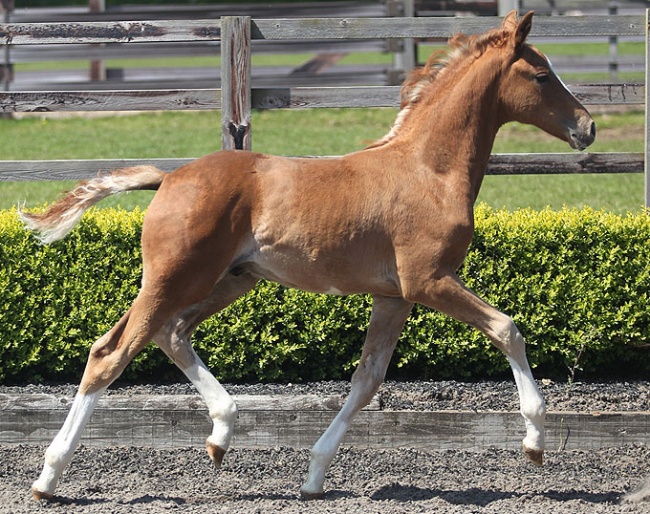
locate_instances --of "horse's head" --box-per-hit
[497,11,596,150]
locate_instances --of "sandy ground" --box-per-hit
[1,381,649,513]
[1,445,649,514]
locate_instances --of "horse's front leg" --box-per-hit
[300,296,413,500]
[407,272,546,464]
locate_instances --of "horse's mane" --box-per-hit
[366,26,510,149]
[400,27,509,108]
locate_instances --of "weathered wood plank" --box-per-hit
[0,153,641,183]
[252,86,401,109]
[0,19,221,45]
[0,90,221,113]
[221,16,252,151]
[0,15,643,46]
[1,394,647,450]
[0,158,189,182]
[0,393,380,412]
[252,15,645,40]
[0,82,639,116]
[487,152,644,175]
[252,84,644,109]
[571,83,645,105]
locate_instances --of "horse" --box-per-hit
[22,11,595,501]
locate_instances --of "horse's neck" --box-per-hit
[387,57,503,200]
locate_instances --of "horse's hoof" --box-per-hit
[206,441,227,467]
[300,488,324,501]
[523,444,544,466]
[31,487,53,502]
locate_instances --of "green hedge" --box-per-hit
[1,205,649,384]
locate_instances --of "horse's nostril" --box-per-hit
[590,121,596,138]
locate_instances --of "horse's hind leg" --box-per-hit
[300,296,413,499]
[153,272,259,467]
[31,287,176,500]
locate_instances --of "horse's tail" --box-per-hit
[20,165,167,244]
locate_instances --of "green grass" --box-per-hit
[0,108,645,214]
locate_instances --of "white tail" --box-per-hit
[20,165,166,244]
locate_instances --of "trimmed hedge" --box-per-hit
[1,205,649,384]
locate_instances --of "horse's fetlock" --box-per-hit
[210,398,238,425]
[43,444,64,468]
[522,396,546,421]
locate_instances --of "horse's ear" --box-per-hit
[501,10,519,32]
[513,11,534,48]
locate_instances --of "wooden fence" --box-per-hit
[0,0,413,90]
[0,11,647,206]
[0,1,643,90]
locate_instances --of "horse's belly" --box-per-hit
[244,249,400,297]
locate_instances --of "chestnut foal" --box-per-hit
[23,11,595,500]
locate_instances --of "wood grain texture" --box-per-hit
[0,90,220,112]
[0,83,639,116]
[251,15,645,40]
[221,16,251,151]
[0,15,643,46]
[0,153,641,183]
[0,19,221,45]
[0,158,188,182]
[0,394,647,450]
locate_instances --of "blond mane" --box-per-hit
[366,27,510,149]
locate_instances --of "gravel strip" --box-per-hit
[2,380,649,412]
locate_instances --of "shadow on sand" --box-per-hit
[370,483,621,506]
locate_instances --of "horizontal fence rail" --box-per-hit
[0,83,643,114]
[0,15,644,45]
[0,13,647,205]
[2,393,649,450]
[0,153,643,183]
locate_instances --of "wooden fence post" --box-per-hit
[645,8,649,208]
[221,16,252,151]
[608,1,619,82]
[387,0,415,85]
[498,0,520,16]
[88,0,106,82]
[0,0,13,93]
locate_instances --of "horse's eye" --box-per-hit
[535,73,550,84]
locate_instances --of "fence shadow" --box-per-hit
[370,483,622,506]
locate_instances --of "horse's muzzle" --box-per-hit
[569,118,596,151]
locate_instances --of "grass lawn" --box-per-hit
[0,108,645,214]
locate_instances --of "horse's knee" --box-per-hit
[81,314,147,392]
[88,331,118,361]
